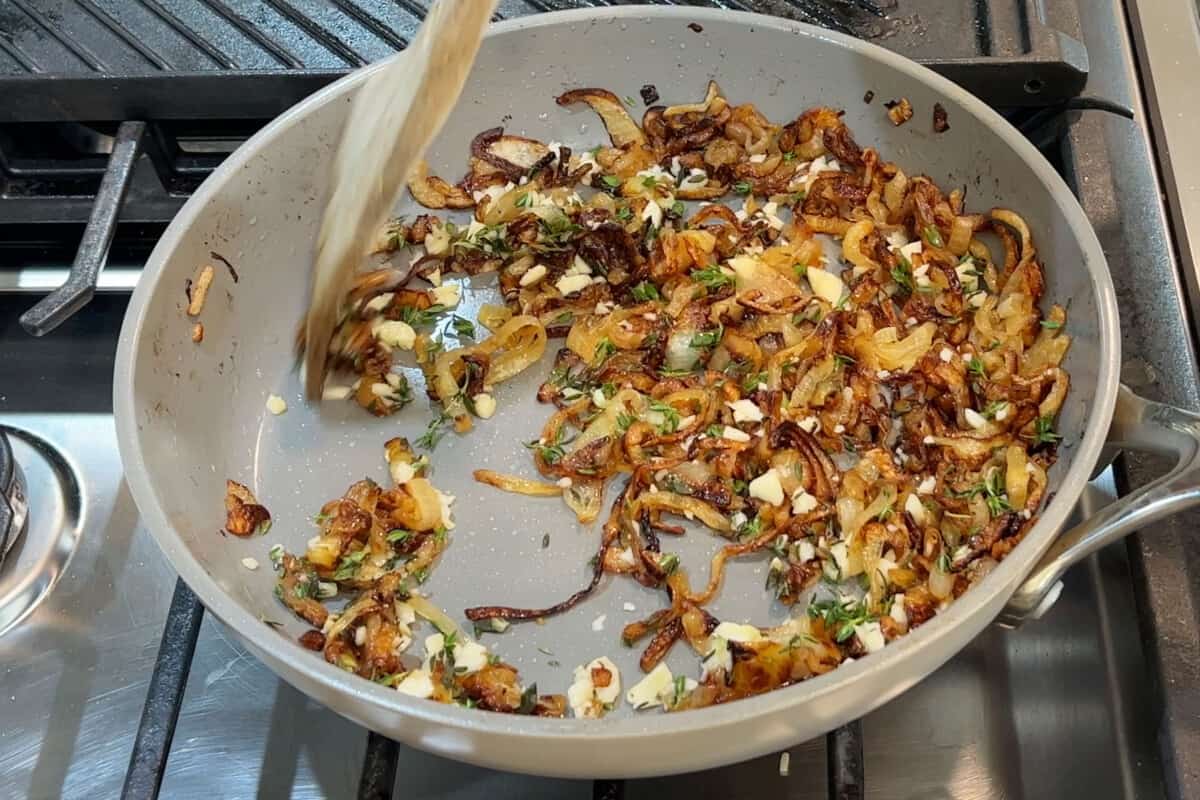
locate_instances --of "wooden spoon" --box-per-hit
[301,0,497,401]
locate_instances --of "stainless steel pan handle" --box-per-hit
[998,384,1200,627]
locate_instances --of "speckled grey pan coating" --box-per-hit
[114,7,1119,778]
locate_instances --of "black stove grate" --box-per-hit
[0,0,1085,123]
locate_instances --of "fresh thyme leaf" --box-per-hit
[706,423,725,437]
[399,304,447,328]
[616,413,636,433]
[593,337,618,366]
[923,225,944,248]
[648,400,681,433]
[737,515,763,540]
[891,258,914,292]
[1033,415,1062,446]
[517,684,539,714]
[616,205,633,221]
[690,265,734,291]
[451,316,476,339]
[416,412,450,451]
[515,192,532,209]
[669,200,685,217]
[733,180,752,195]
[833,353,856,368]
[967,356,986,379]
[741,371,767,393]
[807,596,874,643]
[689,324,723,349]
[981,400,1008,420]
[332,549,368,581]
[1040,319,1063,329]
[600,175,621,189]
[658,553,680,575]
[525,427,574,464]
[387,529,413,544]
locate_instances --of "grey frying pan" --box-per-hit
[113,7,1200,778]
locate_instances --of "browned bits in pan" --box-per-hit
[885,97,914,126]
[863,89,875,104]
[933,102,950,133]
[299,630,327,651]
[186,264,214,317]
[224,479,271,537]
[190,322,204,343]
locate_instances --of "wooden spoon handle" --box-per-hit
[303,0,497,400]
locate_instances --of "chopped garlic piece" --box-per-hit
[904,493,927,525]
[431,283,461,308]
[396,669,435,698]
[964,408,988,430]
[855,621,885,653]
[939,347,954,363]
[917,476,937,495]
[722,426,751,443]
[727,399,764,423]
[713,622,763,643]
[519,264,548,287]
[375,319,416,350]
[748,469,785,506]
[555,273,593,296]
[626,662,674,710]
[797,540,816,562]
[807,267,846,305]
[436,489,456,530]
[472,393,496,419]
[241,557,259,570]
[830,541,850,575]
[323,385,352,401]
[797,415,820,433]
[701,637,732,679]
[591,614,606,632]
[455,640,490,675]
[390,460,416,486]
[265,394,288,415]
[569,656,622,718]
[791,488,818,514]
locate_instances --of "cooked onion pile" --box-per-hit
[265,439,566,716]
[306,81,1070,714]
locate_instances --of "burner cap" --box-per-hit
[0,425,82,636]
[0,431,28,564]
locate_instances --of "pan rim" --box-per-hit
[114,4,1120,766]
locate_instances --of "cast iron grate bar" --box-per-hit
[74,0,170,70]
[594,778,625,799]
[120,580,206,800]
[133,0,240,70]
[358,732,401,800]
[195,0,305,68]
[8,0,109,71]
[827,720,865,800]
[261,0,370,67]
[328,0,411,52]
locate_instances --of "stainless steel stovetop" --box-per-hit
[2,0,1199,798]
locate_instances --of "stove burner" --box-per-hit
[0,424,84,637]
[0,430,28,567]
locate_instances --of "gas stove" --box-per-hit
[2,1,1198,799]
